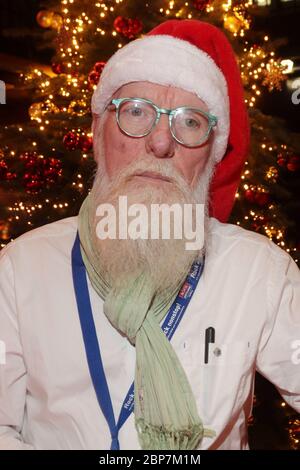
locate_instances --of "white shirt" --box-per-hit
[0,216,299,450]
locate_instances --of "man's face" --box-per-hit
[95,81,213,190]
[89,81,216,292]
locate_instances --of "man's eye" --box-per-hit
[185,118,200,128]
[125,106,144,117]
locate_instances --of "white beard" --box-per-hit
[88,143,215,294]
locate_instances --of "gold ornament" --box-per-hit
[42,101,60,114]
[29,102,59,120]
[29,102,44,120]
[224,15,242,34]
[36,10,55,29]
[51,14,63,30]
[265,166,278,183]
[262,61,286,92]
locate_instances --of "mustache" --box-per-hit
[106,157,189,193]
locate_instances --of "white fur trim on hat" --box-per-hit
[91,35,230,162]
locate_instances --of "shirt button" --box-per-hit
[213,347,222,357]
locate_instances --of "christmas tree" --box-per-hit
[0,0,299,449]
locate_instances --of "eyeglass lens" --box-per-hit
[117,99,210,146]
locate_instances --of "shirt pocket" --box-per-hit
[179,340,254,420]
[204,340,253,367]
[204,340,254,415]
[178,339,253,370]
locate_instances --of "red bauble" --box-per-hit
[52,62,65,75]
[5,171,17,180]
[19,151,38,167]
[0,160,8,178]
[78,135,93,152]
[63,131,92,152]
[114,16,128,34]
[287,155,300,172]
[113,16,142,39]
[88,70,100,87]
[23,172,32,181]
[24,178,43,192]
[244,189,255,203]
[19,151,36,160]
[245,188,270,206]
[88,61,106,89]
[94,61,106,74]
[26,158,38,169]
[128,18,143,37]
[48,157,62,168]
[277,152,286,168]
[23,156,62,192]
[193,0,210,11]
[255,192,270,207]
[63,131,80,151]
[43,157,62,180]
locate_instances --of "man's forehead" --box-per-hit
[112,81,208,109]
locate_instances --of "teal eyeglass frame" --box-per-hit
[108,97,218,148]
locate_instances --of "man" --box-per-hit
[0,19,299,450]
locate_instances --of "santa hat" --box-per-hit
[91,19,250,222]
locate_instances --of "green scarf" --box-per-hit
[78,194,215,449]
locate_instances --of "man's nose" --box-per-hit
[145,115,175,159]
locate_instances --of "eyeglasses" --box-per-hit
[107,97,218,148]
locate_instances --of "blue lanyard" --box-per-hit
[71,232,204,450]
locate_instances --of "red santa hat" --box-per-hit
[91,19,250,223]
